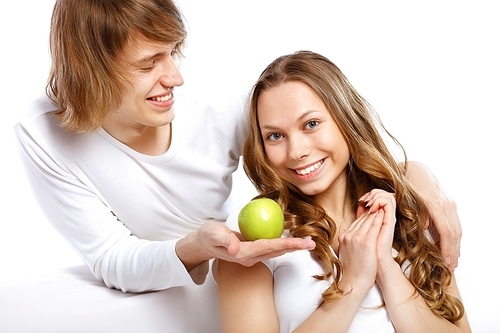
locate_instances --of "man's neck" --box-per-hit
[102,121,172,156]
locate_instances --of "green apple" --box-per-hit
[238,198,285,241]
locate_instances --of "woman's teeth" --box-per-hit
[295,160,323,175]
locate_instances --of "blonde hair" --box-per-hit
[244,50,464,322]
[47,0,187,132]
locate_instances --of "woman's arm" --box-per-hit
[217,260,279,333]
[404,161,462,269]
[368,189,471,333]
[291,278,371,333]
[376,261,472,333]
[217,258,373,333]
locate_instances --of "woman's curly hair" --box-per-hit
[243,50,464,322]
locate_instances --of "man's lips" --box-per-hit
[148,92,172,102]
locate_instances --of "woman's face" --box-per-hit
[257,81,350,197]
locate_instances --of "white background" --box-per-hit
[1,0,499,331]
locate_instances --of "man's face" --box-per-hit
[109,38,185,132]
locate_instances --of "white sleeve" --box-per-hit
[13,118,201,292]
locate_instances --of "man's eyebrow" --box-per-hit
[131,52,165,66]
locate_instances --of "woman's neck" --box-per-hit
[315,180,355,225]
[314,183,356,251]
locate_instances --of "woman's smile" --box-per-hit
[291,158,326,184]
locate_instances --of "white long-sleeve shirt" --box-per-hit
[14,85,248,292]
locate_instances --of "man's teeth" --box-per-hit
[295,160,322,175]
[151,93,172,102]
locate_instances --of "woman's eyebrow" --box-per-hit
[260,110,320,131]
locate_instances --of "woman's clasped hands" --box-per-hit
[338,189,397,293]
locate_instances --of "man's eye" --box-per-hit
[140,66,154,72]
[139,59,157,72]
[171,48,180,59]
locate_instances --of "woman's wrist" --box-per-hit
[376,258,401,288]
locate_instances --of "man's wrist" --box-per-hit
[175,230,211,271]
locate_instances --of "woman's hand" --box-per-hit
[338,204,384,292]
[404,161,462,270]
[358,190,398,265]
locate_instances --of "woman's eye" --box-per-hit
[305,120,319,130]
[267,133,283,141]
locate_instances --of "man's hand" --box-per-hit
[404,161,462,270]
[176,221,316,271]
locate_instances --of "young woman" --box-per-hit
[217,51,471,333]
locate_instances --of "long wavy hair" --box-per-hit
[243,50,464,322]
[47,0,187,132]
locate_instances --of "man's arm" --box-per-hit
[404,161,462,270]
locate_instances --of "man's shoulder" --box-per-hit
[15,94,60,134]
[14,94,83,152]
[23,94,59,122]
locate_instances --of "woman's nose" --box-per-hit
[288,135,310,160]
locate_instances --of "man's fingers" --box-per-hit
[230,237,316,266]
[225,233,241,256]
[426,199,462,270]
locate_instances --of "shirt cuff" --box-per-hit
[165,239,209,286]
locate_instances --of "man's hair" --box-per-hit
[47,0,187,132]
